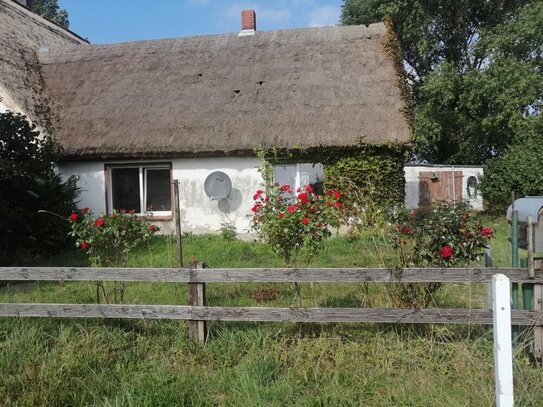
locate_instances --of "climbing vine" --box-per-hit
[256,140,409,227]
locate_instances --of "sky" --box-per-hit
[58,0,344,44]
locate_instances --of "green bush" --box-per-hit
[481,133,543,212]
[251,183,342,267]
[324,143,407,226]
[0,112,78,265]
[69,209,158,267]
[387,202,495,307]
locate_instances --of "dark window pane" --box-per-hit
[111,168,141,213]
[146,169,171,211]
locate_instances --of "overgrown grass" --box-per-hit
[2,216,541,406]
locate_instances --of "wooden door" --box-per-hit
[418,171,463,207]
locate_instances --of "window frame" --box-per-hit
[272,162,324,192]
[105,162,173,218]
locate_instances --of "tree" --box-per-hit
[0,112,78,265]
[31,0,69,29]
[341,1,542,165]
[481,122,543,212]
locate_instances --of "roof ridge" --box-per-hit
[4,0,88,44]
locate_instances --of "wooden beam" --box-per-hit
[0,303,540,326]
[1,267,542,284]
[188,261,207,343]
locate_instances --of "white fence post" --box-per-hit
[492,273,514,407]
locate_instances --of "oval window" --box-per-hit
[467,176,478,199]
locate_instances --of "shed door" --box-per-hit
[418,171,463,207]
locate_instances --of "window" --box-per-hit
[273,163,324,194]
[108,164,172,215]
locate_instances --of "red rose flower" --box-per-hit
[278,212,284,219]
[81,207,89,215]
[280,184,291,192]
[439,245,453,259]
[149,225,157,232]
[251,204,261,213]
[69,213,78,222]
[302,217,309,225]
[305,185,313,193]
[481,227,494,237]
[333,190,340,199]
[298,193,309,204]
[128,209,136,215]
[335,202,342,208]
[81,241,88,250]
[402,226,412,234]
[287,205,297,214]
[253,190,264,200]
[95,218,105,227]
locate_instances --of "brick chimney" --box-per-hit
[239,10,256,36]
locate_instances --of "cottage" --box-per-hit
[1,1,411,235]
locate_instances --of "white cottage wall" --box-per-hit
[172,157,262,235]
[57,157,263,236]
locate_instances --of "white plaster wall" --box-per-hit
[173,157,262,235]
[404,165,484,210]
[57,161,107,214]
[57,157,263,236]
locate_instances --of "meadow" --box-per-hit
[1,216,542,406]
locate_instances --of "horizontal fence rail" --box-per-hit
[2,266,543,344]
[0,304,541,326]
[1,267,542,284]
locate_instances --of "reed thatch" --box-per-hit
[37,23,410,159]
[0,0,86,129]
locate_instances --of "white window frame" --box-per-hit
[107,163,172,216]
[273,162,324,192]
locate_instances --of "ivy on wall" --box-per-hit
[257,140,409,225]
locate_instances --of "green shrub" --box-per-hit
[0,112,78,265]
[69,209,158,267]
[324,143,407,226]
[251,183,342,267]
[387,201,495,307]
[481,134,543,212]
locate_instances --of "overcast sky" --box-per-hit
[58,0,344,44]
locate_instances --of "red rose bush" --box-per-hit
[251,184,343,267]
[69,208,158,268]
[390,201,494,267]
[387,201,494,307]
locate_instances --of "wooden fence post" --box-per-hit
[188,261,207,344]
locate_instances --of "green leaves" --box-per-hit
[389,201,494,267]
[0,112,78,264]
[31,0,69,29]
[251,183,343,267]
[69,209,158,267]
[342,0,542,165]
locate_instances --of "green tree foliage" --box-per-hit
[31,0,69,29]
[341,0,543,165]
[0,112,78,265]
[481,128,543,212]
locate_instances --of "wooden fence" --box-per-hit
[1,264,542,346]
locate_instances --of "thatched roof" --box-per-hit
[0,0,87,128]
[37,23,411,160]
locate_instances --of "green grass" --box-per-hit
[1,216,542,406]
